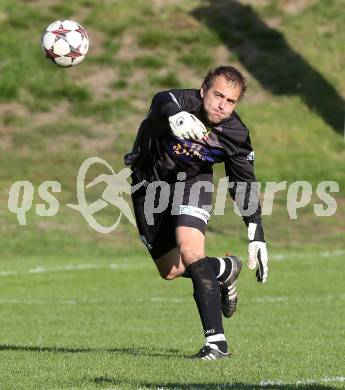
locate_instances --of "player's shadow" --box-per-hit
[93,378,338,390]
[192,0,344,135]
[0,344,180,358]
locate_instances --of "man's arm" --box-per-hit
[150,90,183,119]
[225,153,268,283]
[124,91,179,165]
[125,90,206,166]
[225,154,264,240]
[129,90,194,144]
[151,91,207,140]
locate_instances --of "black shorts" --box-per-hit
[131,171,213,259]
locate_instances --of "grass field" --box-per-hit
[0,0,344,388]
[0,248,344,389]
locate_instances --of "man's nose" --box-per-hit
[218,99,226,110]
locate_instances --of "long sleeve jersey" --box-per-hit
[126,88,265,241]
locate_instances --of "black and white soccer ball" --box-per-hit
[41,20,89,67]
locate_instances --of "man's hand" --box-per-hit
[248,241,268,283]
[169,111,207,140]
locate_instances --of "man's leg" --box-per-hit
[154,247,185,280]
[154,246,242,318]
[131,172,227,358]
[174,226,229,359]
[154,171,232,282]
[154,245,233,282]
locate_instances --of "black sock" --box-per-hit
[187,258,226,352]
[182,257,232,282]
[207,339,228,353]
[205,256,232,283]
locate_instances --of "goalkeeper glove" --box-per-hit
[247,223,268,283]
[168,111,207,140]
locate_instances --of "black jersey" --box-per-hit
[125,88,264,240]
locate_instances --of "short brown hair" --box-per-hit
[202,66,247,100]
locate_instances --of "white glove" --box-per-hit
[248,241,268,283]
[168,111,207,140]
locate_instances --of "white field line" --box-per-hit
[150,294,345,304]
[0,299,82,305]
[260,376,345,386]
[151,297,184,303]
[1,249,344,278]
[0,263,133,277]
[147,296,289,304]
[271,249,345,261]
[254,296,288,303]
[1,294,345,306]
[0,271,18,276]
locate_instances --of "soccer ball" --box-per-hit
[41,20,89,67]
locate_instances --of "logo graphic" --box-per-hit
[246,151,255,161]
[6,156,339,229]
[67,157,143,233]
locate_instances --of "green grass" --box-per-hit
[71,97,137,123]
[137,29,172,48]
[0,249,344,389]
[0,0,344,387]
[149,72,181,88]
[133,55,166,69]
[180,47,215,71]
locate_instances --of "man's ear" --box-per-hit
[200,84,205,98]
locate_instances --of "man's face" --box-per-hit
[200,75,241,124]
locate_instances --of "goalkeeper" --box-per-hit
[125,66,268,360]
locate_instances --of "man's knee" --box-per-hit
[175,226,205,266]
[155,247,185,281]
[158,268,182,281]
[178,243,204,265]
